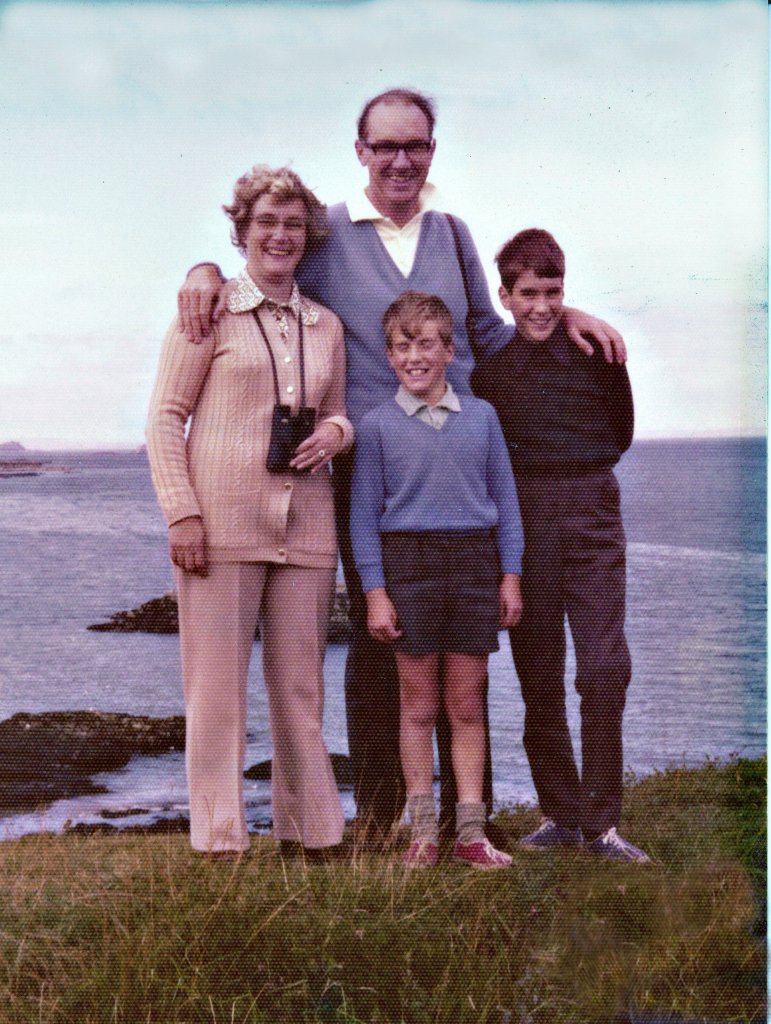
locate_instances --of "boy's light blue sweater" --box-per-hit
[297,204,513,427]
[350,394,524,592]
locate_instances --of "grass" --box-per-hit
[0,757,764,1024]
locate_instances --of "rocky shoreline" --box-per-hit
[88,582,353,642]
[3,584,354,824]
[0,711,185,815]
[0,710,352,821]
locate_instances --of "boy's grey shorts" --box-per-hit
[381,530,501,656]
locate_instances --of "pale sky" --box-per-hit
[1,0,766,448]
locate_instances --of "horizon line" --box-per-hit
[2,434,766,454]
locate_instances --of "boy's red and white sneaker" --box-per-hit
[453,838,512,870]
[402,839,439,868]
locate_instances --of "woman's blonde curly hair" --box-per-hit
[223,165,328,256]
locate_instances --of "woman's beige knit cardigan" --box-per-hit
[146,294,353,569]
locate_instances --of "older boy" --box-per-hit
[350,292,524,868]
[472,229,649,863]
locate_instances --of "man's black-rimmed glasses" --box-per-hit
[361,139,433,158]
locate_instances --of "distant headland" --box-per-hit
[0,441,67,477]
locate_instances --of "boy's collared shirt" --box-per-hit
[345,183,439,276]
[395,381,461,430]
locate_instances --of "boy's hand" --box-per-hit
[177,265,228,343]
[365,588,403,643]
[499,573,523,628]
[169,516,208,576]
[562,306,627,364]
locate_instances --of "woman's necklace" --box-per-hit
[264,300,291,343]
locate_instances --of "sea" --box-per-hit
[0,438,765,841]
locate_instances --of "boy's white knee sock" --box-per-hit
[455,801,487,844]
[407,792,438,843]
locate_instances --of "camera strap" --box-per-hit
[251,307,307,408]
[445,213,481,363]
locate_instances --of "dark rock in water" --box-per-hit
[245,752,353,787]
[0,710,185,771]
[0,777,108,814]
[0,711,185,814]
[88,583,353,643]
[68,811,280,837]
[67,814,191,837]
[88,593,180,634]
[244,760,272,781]
[100,806,152,819]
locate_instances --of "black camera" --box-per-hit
[266,405,316,474]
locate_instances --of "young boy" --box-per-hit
[471,228,649,863]
[350,292,524,869]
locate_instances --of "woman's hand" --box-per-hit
[499,573,523,628]
[365,588,403,643]
[562,306,627,364]
[290,421,346,474]
[169,516,208,576]
[177,266,229,344]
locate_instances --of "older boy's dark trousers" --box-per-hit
[509,468,631,838]
[333,449,493,835]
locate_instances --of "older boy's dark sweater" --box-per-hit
[470,323,633,475]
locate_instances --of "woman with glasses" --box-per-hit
[147,165,351,859]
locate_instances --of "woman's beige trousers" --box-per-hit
[175,561,345,852]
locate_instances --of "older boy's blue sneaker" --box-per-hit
[519,817,582,851]
[584,827,651,864]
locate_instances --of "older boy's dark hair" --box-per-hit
[383,291,453,348]
[496,228,566,291]
[357,88,437,141]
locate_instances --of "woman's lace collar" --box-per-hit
[227,268,319,328]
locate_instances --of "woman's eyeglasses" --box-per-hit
[251,215,307,233]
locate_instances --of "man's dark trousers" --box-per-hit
[509,467,631,839]
[333,448,494,836]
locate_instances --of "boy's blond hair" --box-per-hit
[382,291,454,348]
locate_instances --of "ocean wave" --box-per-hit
[628,540,765,569]
[0,502,166,538]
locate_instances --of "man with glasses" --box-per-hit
[176,87,625,851]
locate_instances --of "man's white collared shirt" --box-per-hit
[346,183,438,277]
